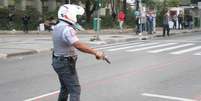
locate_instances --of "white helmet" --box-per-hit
[58,4,85,24]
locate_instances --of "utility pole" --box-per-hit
[96,0,100,40]
[93,0,101,41]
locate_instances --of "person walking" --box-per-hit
[187,14,193,29]
[141,16,146,32]
[7,13,14,30]
[52,4,105,101]
[178,11,184,30]
[172,15,177,29]
[163,11,170,37]
[147,13,154,34]
[118,11,125,32]
[22,14,30,33]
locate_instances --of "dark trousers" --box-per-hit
[173,20,176,29]
[52,55,80,101]
[178,21,183,29]
[23,24,28,33]
[163,24,170,37]
[147,21,153,34]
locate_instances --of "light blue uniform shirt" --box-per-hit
[52,21,79,57]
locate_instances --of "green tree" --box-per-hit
[167,0,181,7]
[79,0,107,22]
[142,0,156,9]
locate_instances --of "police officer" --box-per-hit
[52,4,105,101]
[22,14,30,33]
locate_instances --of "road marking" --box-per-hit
[94,40,138,48]
[24,90,59,101]
[24,56,190,101]
[97,42,144,50]
[0,53,7,59]
[142,93,197,101]
[160,40,201,43]
[148,43,194,53]
[107,42,159,51]
[170,46,201,55]
[127,43,177,52]
[194,52,201,56]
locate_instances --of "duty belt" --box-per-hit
[53,54,77,61]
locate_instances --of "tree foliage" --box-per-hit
[142,0,156,9]
[167,0,181,7]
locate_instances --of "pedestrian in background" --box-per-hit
[7,13,14,30]
[141,16,146,33]
[172,15,177,29]
[52,4,105,101]
[163,11,170,37]
[178,11,184,30]
[22,14,30,33]
[147,13,154,34]
[118,11,125,32]
[187,14,193,29]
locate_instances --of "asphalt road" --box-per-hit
[1,32,201,101]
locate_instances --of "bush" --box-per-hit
[23,6,41,30]
[125,9,136,28]
[0,8,9,30]
[0,7,41,30]
[0,7,136,30]
[101,15,118,29]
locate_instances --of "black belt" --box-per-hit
[54,55,77,61]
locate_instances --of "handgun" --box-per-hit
[103,56,111,64]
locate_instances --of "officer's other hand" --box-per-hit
[95,51,104,60]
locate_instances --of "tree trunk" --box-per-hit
[85,0,91,22]
[85,0,97,23]
[123,0,126,14]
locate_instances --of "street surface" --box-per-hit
[0,32,201,101]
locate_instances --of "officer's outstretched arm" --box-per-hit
[73,41,104,60]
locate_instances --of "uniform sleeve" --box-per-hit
[62,27,79,45]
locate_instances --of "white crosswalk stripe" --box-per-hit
[194,52,201,55]
[126,43,177,52]
[95,40,140,48]
[170,46,201,55]
[97,42,144,50]
[107,42,159,51]
[96,41,201,56]
[148,43,194,53]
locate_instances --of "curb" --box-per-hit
[0,49,53,59]
[6,50,38,58]
[0,37,138,59]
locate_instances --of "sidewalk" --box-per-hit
[0,28,200,59]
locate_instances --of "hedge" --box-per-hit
[0,7,137,30]
[0,7,41,30]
